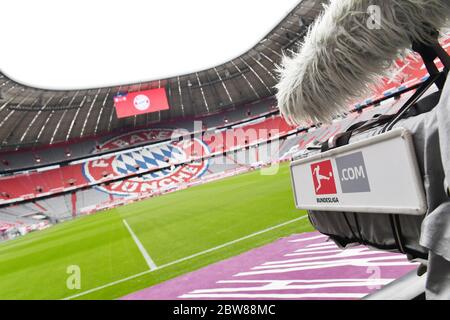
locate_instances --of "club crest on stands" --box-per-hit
[83,129,210,196]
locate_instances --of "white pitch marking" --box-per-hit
[254,252,401,269]
[217,279,380,284]
[186,279,394,294]
[263,249,388,266]
[288,234,326,243]
[123,219,158,271]
[292,244,337,253]
[284,249,343,257]
[178,293,367,299]
[306,242,338,248]
[252,255,408,270]
[236,258,413,277]
[62,215,308,300]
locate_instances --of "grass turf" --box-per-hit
[0,163,313,300]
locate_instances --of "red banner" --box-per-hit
[114,88,169,118]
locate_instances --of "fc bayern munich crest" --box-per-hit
[83,129,210,196]
[133,94,150,111]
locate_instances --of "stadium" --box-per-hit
[1,0,450,303]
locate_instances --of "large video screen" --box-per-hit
[114,88,169,118]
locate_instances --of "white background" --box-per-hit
[0,0,299,90]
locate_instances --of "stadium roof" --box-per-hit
[0,0,324,151]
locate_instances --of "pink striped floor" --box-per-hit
[122,231,418,300]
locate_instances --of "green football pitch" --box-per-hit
[0,163,312,300]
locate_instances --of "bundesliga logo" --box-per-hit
[83,129,210,196]
[310,152,370,197]
[310,160,337,195]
